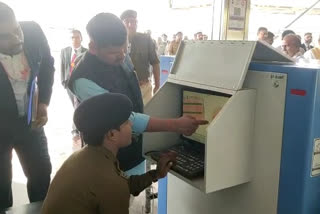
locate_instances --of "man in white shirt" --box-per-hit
[276,30,305,55]
[282,34,305,62]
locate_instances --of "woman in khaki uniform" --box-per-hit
[42,93,176,214]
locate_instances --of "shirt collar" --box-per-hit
[73,46,82,52]
[0,51,24,60]
[293,52,303,59]
[86,145,123,175]
[0,52,11,60]
[87,145,118,162]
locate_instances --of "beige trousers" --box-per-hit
[140,81,153,105]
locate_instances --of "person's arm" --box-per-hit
[165,42,171,55]
[25,22,54,128]
[129,152,176,196]
[74,78,208,136]
[73,78,107,101]
[73,78,150,134]
[147,35,161,93]
[168,42,174,55]
[128,172,153,197]
[152,63,160,93]
[32,22,55,106]
[146,115,208,136]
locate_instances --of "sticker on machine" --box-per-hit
[311,138,320,176]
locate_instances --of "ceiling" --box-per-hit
[252,0,320,14]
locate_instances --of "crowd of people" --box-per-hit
[256,26,320,62]
[156,31,209,56]
[156,26,320,63]
[154,26,320,65]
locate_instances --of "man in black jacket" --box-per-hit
[0,2,55,210]
[68,14,207,214]
[68,13,207,174]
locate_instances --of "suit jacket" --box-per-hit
[60,46,87,87]
[0,21,55,134]
[301,43,314,52]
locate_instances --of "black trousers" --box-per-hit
[66,88,77,108]
[0,118,51,211]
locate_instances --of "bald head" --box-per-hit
[0,2,24,55]
[282,34,301,57]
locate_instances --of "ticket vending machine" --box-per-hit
[143,40,320,214]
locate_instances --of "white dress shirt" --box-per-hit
[0,52,31,116]
[70,46,82,62]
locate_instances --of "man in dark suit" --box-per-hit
[0,2,54,210]
[60,29,87,143]
[60,29,87,89]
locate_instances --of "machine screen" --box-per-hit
[182,90,229,144]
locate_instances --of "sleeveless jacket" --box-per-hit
[68,52,144,171]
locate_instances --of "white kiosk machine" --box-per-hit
[143,41,320,214]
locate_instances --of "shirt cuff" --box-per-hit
[129,112,150,134]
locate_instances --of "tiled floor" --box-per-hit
[11,52,158,214]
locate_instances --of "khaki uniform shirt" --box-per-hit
[168,40,180,56]
[42,146,154,214]
[129,33,160,82]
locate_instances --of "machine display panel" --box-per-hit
[182,89,230,144]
